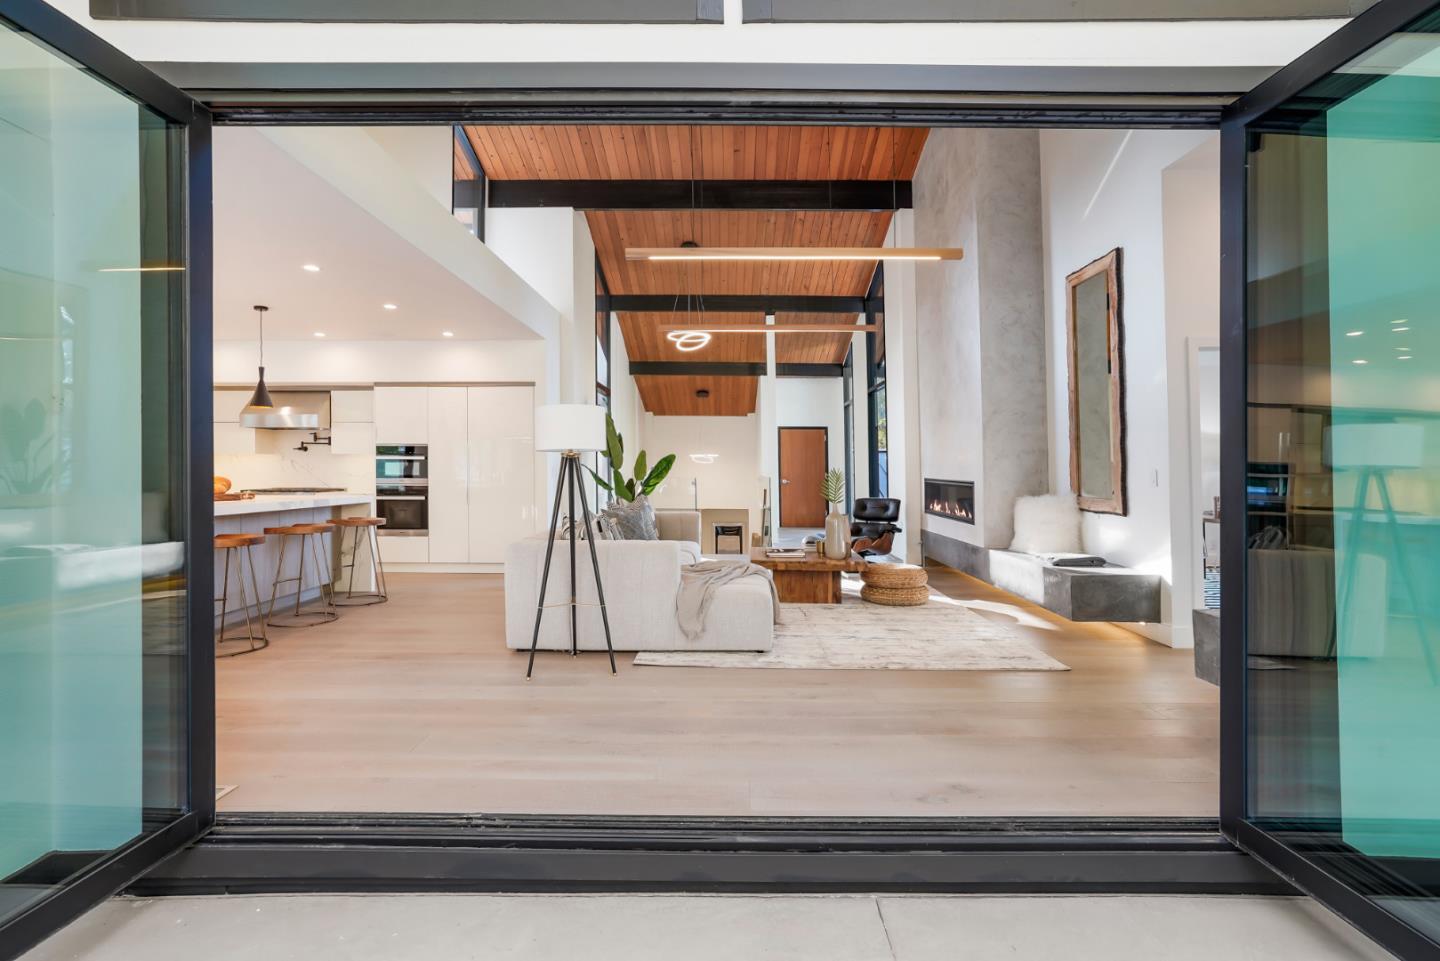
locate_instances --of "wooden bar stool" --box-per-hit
[264,522,339,627]
[331,516,389,606]
[215,532,270,657]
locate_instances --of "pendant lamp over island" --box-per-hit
[239,304,319,430]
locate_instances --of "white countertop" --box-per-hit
[214,492,375,517]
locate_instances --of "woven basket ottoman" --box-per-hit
[860,563,929,606]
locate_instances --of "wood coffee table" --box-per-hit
[750,547,868,604]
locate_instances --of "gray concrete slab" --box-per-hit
[19,894,1396,961]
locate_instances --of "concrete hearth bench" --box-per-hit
[922,531,1163,624]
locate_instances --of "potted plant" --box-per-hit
[586,413,676,503]
[820,468,851,559]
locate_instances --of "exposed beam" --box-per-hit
[599,294,873,314]
[777,363,845,378]
[628,361,766,377]
[488,179,912,211]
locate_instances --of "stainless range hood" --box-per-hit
[239,390,328,430]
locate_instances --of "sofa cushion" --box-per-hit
[600,494,659,540]
[1010,494,1082,554]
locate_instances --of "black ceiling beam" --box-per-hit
[777,363,845,378]
[488,179,911,211]
[629,362,766,377]
[600,295,873,314]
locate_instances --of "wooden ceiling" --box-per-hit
[635,375,759,417]
[462,125,928,182]
[463,125,928,414]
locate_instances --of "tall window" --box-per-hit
[594,261,613,504]
[451,126,486,241]
[865,267,888,498]
[842,347,856,514]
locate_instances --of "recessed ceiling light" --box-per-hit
[302,264,320,273]
[313,332,325,338]
[383,303,398,311]
[1394,346,1410,351]
[1393,319,1409,324]
[1353,359,1369,365]
[1346,330,1364,337]
[442,331,454,338]
[1393,326,1411,332]
[1399,355,1414,360]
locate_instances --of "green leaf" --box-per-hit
[605,414,624,471]
[820,468,845,505]
[633,449,648,483]
[623,478,637,500]
[585,466,613,493]
[640,453,677,494]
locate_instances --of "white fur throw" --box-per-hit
[1010,494,1082,554]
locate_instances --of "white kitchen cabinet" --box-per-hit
[330,389,374,424]
[467,385,536,563]
[213,389,250,423]
[426,387,470,563]
[378,535,429,564]
[373,386,428,444]
[329,422,376,456]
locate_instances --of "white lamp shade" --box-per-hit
[535,404,607,453]
[1324,423,1427,470]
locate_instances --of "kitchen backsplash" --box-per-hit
[215,433,374,493]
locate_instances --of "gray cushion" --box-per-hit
[600,495,659,540]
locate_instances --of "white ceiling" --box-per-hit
[213,127,538,342]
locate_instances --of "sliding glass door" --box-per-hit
[1223,0,1440,956]
[0,2,211,956]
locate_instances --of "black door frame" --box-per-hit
[1218,1,1440,958]
[0,2,213,958]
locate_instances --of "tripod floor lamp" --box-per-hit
[527,404,616,680]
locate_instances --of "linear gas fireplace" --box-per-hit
[925,478,975,525]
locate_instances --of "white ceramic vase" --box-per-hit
[824,505,851,559]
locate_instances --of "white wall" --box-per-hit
[642,413,764,535]
[485,207,595,405]
[362,126,452,212]
[1040,128,1219,647]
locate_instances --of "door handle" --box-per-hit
[781,479,790,485]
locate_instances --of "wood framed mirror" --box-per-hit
[1066,248,1126,515]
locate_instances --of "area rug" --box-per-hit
[633,587,1069,672]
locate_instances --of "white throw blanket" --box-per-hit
[677,561,780,640]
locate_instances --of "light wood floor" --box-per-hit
[215,566,1219,817]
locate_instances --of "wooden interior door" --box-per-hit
[779,427,828,528]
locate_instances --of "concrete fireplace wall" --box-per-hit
[913,128,1048,550]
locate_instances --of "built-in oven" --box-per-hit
[376,444,428,482]
[376,445,429,535]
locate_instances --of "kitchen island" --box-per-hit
[215,493,377,622]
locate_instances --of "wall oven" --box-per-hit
[376,445,429,535]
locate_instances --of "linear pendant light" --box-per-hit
[659,324,879,335]
[627,246,964,263]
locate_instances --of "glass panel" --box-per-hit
[0,19,188,925]
[1245,7,1440,944]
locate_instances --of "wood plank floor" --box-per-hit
[215,565,1219,817]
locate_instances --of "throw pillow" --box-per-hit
[600,494,659,541]
[1010,494,1083,555]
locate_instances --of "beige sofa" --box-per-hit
[503,509,774,652]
